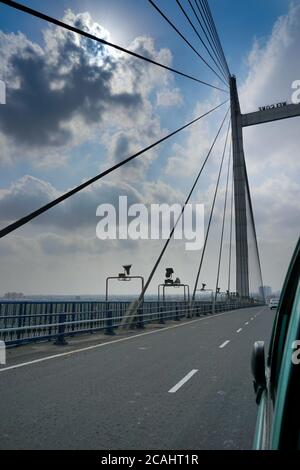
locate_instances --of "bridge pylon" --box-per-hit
[230,75,249,298]
[229,75,300,298]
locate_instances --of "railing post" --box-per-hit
[90,302,95,334]
[54,304,68,345]
[186,301,192,318]
[105,304,115,336]
[71,302,76,337]
[136,305,144,329]
[17,302,24,341]
[159,303,165,324]
[174,303,180,321]
[47,302,52,340]
[195,302,199,317]
[211,292,215,314]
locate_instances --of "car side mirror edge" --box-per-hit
[252,341,267,405]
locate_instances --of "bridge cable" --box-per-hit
[193,0,227,76]
[201,0,230,75]
[214,141,231,300]
[198,0,228,73]
[0,0,227,93]
[148,0,228,88]
[175,0,228,84]
[194,0,229,79]
[187,0,228,80]
[137,108,230,306]
[244,163,265,301]
[202,0,230,77]
[192,121,231,300]
[0,100,228,239]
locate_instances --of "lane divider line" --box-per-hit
[237,328,242,333]
[168,369,198,393]
[219,340,230,349]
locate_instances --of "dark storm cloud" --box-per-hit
[0,15,141,149]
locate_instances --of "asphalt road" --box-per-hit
[0,306,275,450]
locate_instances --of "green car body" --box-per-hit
[253,237,300,449]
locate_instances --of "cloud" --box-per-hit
[100,113,163,181]
[240,4,300,112]
[0,10,181,169]
[156,88,183,107]
[240,2,300,175]
[0,175,143,231]
[251,175,300,239]
[142,180,185,205]
[165,95,229,178]
[0,174,185,234]
[237,3,300,286]
[0,20,139,146]
[2,5,299,294]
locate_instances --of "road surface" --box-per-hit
[0,306,275,449]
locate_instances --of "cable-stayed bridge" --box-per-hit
[0,0,299,450]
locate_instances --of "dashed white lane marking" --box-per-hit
[219,340,230,349]
[245,322,249,325]
[237,328,242,333]
[168,369,198,393]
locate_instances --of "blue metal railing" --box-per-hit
[0,299,261,347]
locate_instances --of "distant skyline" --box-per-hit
[0,0,299,295]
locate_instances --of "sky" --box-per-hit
[0,0,299,296]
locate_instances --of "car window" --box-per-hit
[268,238,300,397]
[270,277,300,449]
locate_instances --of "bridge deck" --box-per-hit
[0,306,274,450]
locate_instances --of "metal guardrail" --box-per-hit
[0,299,262,347]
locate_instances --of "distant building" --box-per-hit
[259,286,272,299]
[3,292,24,300]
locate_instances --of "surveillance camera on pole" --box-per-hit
[123,265,132,276]
[164,267,174,285]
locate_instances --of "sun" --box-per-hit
[78,0,135,47]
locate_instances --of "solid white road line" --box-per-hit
[0,306,267,374]
[219,340,230,349]
[237,328,242,333]
[168,369,198,393]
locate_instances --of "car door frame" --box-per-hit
[253,237,300,449]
